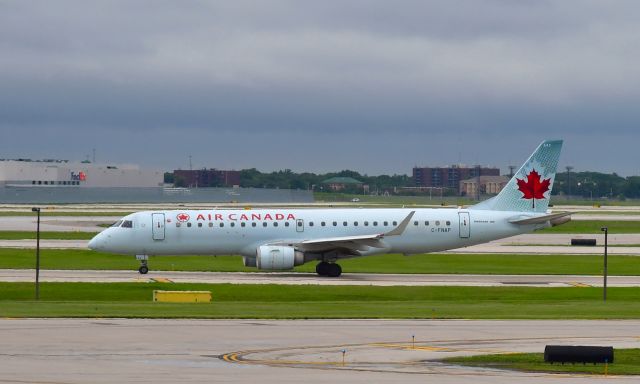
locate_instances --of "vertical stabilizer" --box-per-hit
[470,140,563,213]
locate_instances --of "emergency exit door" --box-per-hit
[458,212,470,238]
[152,213,165,240]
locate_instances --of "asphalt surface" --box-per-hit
[1,269,638,287]
[0,318,638,383]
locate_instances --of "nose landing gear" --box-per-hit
[315,261,342,277]
[136,255,149,274]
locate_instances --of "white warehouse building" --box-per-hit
[0,159,163,188]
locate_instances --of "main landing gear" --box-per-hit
[136,255,149,274]
[316,261,342,277]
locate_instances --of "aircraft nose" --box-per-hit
[88,234,103,250]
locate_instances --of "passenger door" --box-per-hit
[458,212,470,238]
[152,213,165,240]
[296,219,304,232]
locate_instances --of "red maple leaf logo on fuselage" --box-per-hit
[516,169,551,208]
[176,213,190,222]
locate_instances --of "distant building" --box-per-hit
[460,175,509,197]
[321,177,363,191]
[413,165,500,193]
[173,169,240,188]
[0,159,163,188]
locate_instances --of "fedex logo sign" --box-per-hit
[70,171,87,181]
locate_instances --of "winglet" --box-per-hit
[385,211,415,236]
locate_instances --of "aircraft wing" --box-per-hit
[508,211,572,225]
[270,211,415,254]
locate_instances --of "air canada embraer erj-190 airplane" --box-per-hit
[89,140,570,277]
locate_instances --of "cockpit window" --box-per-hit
[121,220,133,228]
[111,220,123,227]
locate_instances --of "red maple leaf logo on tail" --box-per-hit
[516,169,551,208]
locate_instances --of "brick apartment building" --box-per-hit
[413,165,500,193]
[173,169,240,188]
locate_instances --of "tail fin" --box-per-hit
[470,140,563,213]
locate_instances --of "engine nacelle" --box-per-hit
[256,245,305,270]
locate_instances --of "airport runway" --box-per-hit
[1,269,638,287]
[0,318,638,383]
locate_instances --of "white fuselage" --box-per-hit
[89,208,544,257]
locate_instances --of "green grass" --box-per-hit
[1,283,640,319]
[0,211,132,217]
[314,193,640,207]
[576,210,640,215]
[313,192,474,206]
[552,199,640,206]
[1,248,639,275]
[444,349,640,375]
[0,231,98,240]
[540,220,640,234]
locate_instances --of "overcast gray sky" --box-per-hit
[1,1,639,175]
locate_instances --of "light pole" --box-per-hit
[32,207,41,300]
[601,227,608,302]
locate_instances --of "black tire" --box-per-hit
[139,265,149,274]
[316,261,330,276]
[327,263,342,277]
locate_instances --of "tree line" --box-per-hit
[165,169,640,199]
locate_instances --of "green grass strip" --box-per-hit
[0,231,98,240]
[0,211,131,217]
[1,249,639,275]
[540,220,640,234]
[1,283,640,319]
[444,349,640,375]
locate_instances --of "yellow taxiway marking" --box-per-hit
[568,282,591,287]
[221,352,339,366]
[369,343,454,352]
[150,278,173,283]
[369,343,511,354]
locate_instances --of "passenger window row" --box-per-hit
[175,219,451,228]
[177,221,292,228]
[413,220,451,226]
[311,221,398,227]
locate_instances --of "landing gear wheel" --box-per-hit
[136,255,149,274]
[316,261,330,276]
[327,263,342,278]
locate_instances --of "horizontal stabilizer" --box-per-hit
[508,211,571,225]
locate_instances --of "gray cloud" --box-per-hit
[1,1,640,175]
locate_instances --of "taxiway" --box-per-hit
[0,318,638,383]
[0,269,637,287]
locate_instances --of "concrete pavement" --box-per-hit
[1,269,638,287]
[1,318,638,383]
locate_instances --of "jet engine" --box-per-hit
[255,245,305,270]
